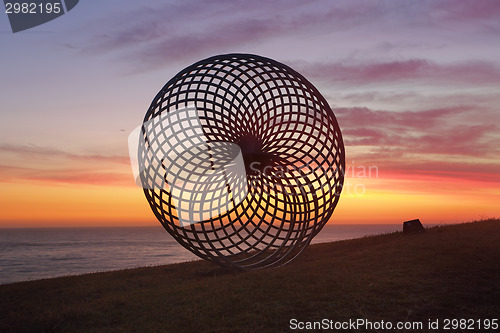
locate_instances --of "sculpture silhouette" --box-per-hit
[136,54,345,269]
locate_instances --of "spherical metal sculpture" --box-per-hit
[137,54,344,269]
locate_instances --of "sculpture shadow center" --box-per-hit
[237,134,277,177]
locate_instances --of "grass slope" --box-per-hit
[1,220,499,332]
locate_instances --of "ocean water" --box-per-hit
[0,224,402,284]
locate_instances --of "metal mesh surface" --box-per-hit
[138,54,345,269]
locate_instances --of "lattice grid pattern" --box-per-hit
[138,54,345,269]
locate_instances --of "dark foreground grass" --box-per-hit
[1,220,499,332]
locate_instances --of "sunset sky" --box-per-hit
[1,0,499,227]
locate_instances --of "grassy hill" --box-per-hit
[1,219,499,332]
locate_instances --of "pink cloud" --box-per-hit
[336,106,500,158]
[433,0,500,23]
[77,0,412,72]
[81,0,309,70]
[0,145,132,186]
[377,160,500,185]
[301,60,500,86]
[0,165,133,187]
[73,0,500,74]
[336,106,465,129]
[0,144,130,164]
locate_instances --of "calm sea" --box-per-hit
[0,224,402,284]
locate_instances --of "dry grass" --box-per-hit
[1,219,499,332]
